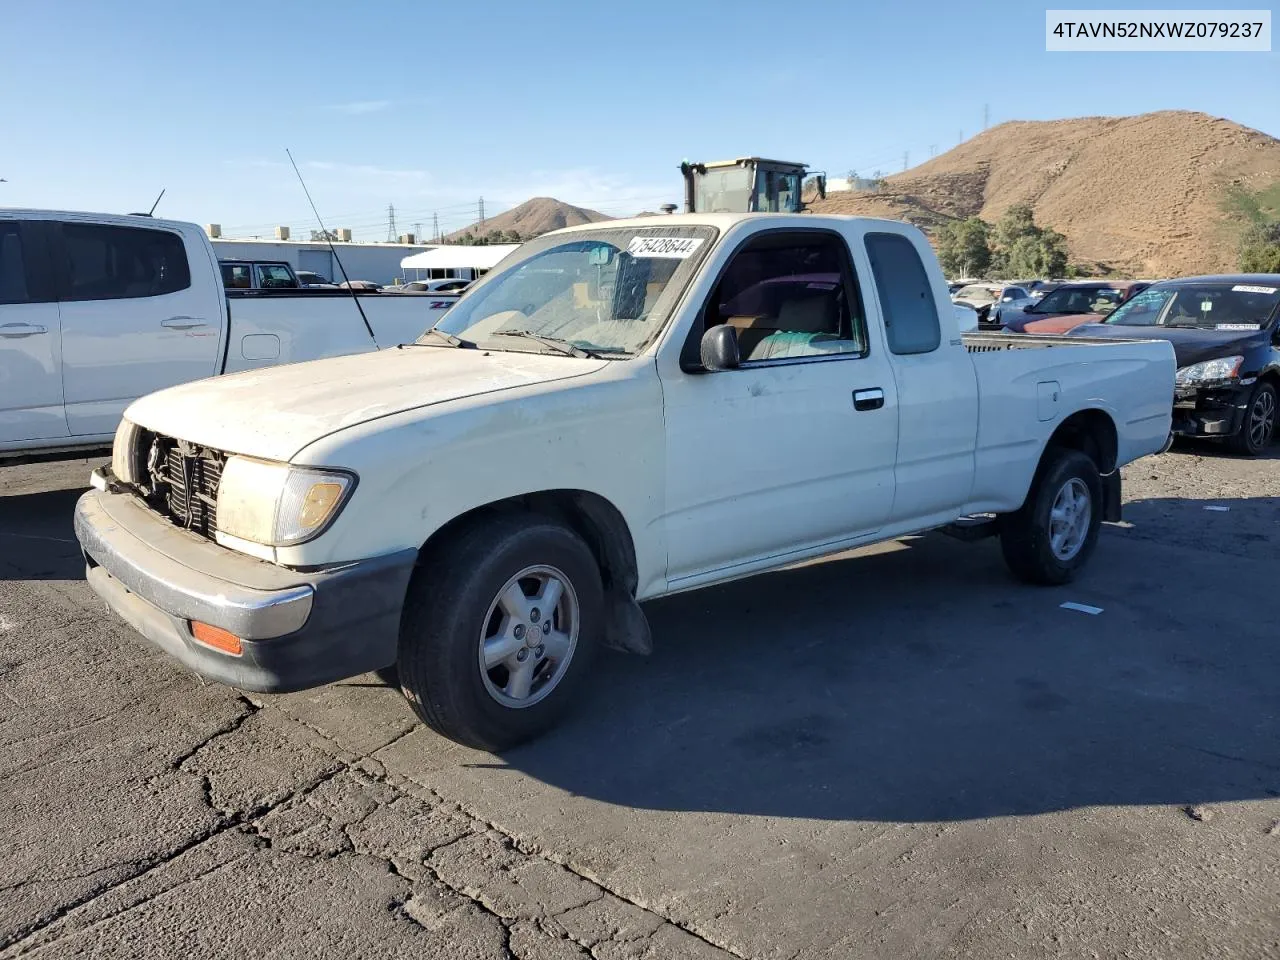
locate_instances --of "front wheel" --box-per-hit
[1225,381,1276,456]
[999,449,1102,585]
[397,514,602,751]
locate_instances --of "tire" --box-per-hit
[999,449,1103,585]
[1225,381,1276,457]
[397,513,602,751]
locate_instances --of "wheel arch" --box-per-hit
[415,488,640,601]
[1026,408,1121,522]
[1042,408,1119,475]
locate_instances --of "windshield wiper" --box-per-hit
[492,329,599,359]
[408,328,476,348]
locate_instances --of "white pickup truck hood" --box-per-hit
[125,347,607,462]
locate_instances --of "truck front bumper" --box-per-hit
[74,484,417,693]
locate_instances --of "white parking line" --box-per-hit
[1060,602,1103,615]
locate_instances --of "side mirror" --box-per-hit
[1022,304,1034,312]
[699,326,740,371]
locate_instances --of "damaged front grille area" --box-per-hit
[137,431,226,540]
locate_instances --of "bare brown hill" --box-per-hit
[810,111,1280,276]
[446,197,610,241]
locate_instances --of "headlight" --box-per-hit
[215,456,356,547]
[111,418,141,485]
[1174,355,1244,387]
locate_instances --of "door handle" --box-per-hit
[161,316,207,330]
[0,323,47,338]
[853,387,885,411]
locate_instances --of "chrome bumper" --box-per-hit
[74,478,417,692]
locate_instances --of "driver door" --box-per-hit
[658,227,899,586]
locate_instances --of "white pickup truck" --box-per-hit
[0,209,455,459]
[74,213,1175,750]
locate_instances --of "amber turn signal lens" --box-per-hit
[299,481,345,529]
[190,621,243,656]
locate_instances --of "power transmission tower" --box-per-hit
[903,151,908,171]
[478,197,485,227]
[413,221,422,243]
[983,104,989,130]
[929,144,937,158]
[958,129,963,145]
[386,204,397,242]
[432,212,439,242]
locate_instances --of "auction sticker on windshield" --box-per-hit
[1233,284,1277,294]
[627,236,706,259]
[1217,323,1261,330]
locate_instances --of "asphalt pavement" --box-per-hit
[1,448,1277,959]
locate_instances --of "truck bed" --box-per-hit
[961,330,1176,517]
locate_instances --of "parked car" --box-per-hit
[1008,279,1059,299]
[75,213,1174,749]
[394,278,472,294]
[296,270,338,288]
[338,280,382,291]
[987,285,1043,328]
[0,209,456,460]
[1066,275,1280,455]
[953,283,1033,328]
[1008,281,1150,334]
[219,259,301,290]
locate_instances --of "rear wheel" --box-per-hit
[1225,381,1276,456]
[999,449,1102,585]
[397,514,602,751]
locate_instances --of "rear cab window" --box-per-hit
[221,263,252,289]
[256,264,298,289]
[62,223,191,301]
[864,232,941,355]
[0,221,33,304]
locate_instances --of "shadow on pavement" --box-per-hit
[485,505,1280,823]
[0,487,85,581]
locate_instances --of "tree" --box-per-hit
[310,229,338,242]
[989,204,1068,277]
[936,217,991,277]
[1240,220,1280,272]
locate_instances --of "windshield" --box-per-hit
[426,226,718,357]
[1103,282,1280,329]
[955,284,996,303]
[1031,285,1127,315]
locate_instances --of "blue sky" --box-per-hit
[2,0,1276,239]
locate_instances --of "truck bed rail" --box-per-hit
[962,332,1146,352]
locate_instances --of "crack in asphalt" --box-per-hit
[166,694,260,773]
[0,742,345,956]
[404,787,747,959]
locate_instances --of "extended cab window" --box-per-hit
[865,232,941,355]
[0,222,32,304]
[62,224,191,301]
[699,231,866,364]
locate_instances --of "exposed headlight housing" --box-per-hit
[1174,355,1244,387]
[111,418,142,485]
[215,456,356,548]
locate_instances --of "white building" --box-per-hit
[399,244,521,282]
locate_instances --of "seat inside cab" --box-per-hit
[699,232,863,363]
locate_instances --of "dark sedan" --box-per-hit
[1066,275,1280,455]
